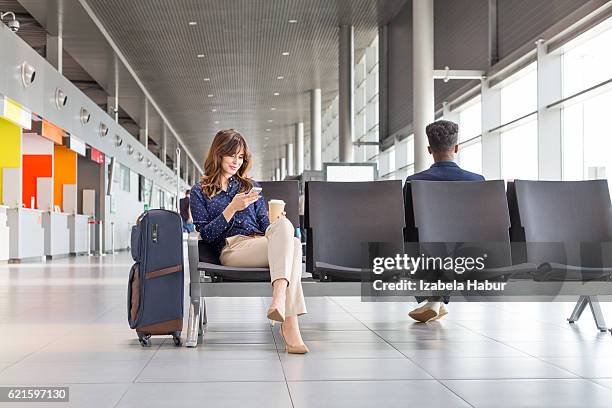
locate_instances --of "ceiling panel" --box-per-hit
[14,0,405,177]
[81,0,405,173]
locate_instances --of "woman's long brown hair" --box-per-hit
[199,129,253,198]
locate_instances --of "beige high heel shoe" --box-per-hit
[280,323,309,354]
[267,304,285,323]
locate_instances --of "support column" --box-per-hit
[280,157,287,180]
[488,0,499,66]
[161,126,168,165]
[481,78,502,179]
[536,39,562,180]
[286,143,294,176]
[339,25,355,163]
[108,60,119,122]
[379,25,389,140]
[275,167,281,181]
[310,89,322,170]
[295,122,304,174]
[107,96,118,123]
[46,35,63,74]
[139,100,149,149]
[412,0,435,172]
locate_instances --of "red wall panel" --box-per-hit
[22,155,53,209]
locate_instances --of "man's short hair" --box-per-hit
[185,189,191,195]
[426,120,459,153]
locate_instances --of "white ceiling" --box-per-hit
[17,0,406,178]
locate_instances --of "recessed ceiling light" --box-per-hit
[207,94,214,98]
[281,51,290,56]
[267,119,273,123]
[270,107,276,111]
[265,137,270,140]
[189,21,197,26]
[276,75,284,80]
[197,54,205,58]
[273,92,280,96]
[288,19,298,23]
[212,108,217,112]
[265,128,271,132]
[214,120,219,124]
[203,77,210,81]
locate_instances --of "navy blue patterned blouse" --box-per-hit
[190,177,270,254]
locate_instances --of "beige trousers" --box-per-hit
[219,217,307,316]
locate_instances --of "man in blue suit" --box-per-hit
[406,120,484,322]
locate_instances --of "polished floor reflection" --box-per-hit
[2,253,612,407]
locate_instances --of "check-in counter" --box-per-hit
[0,206,9,261]
[69,214,90,255]
[42,211,71,258]
[7,207,45,261]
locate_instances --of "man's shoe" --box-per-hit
[408,301,441,322]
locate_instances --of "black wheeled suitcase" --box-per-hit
[128,209,184,347]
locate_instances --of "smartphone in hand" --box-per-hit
[248,186,262,195]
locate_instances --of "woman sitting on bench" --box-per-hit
[190,129,308,354]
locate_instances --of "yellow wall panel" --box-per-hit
[0,118,22,204]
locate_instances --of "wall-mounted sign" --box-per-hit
[0,96,32,129]
[88,147,105,165]
[31,120,65,144]
[63,135,86,156]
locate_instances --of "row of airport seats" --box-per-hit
[185,178,612,346]
[197,179,612,283]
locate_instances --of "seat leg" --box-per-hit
[185,297,201,348]
[587,296,610,333]
[567,295,588,324]
[200,296,207,329]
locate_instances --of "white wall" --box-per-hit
[104,163,142,251]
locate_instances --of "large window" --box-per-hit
[501,120,538,180]
[562,90,612,181]
[500,63,537,123]
[322,35,379,169]
[120,164,131,192]
[498,63,538,180]
[455,96,482,175]
[562,19,612,188]
[562,20,612,98]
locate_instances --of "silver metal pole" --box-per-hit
[339,24,355,163]
[295,122,304,174]
[176,147,181,213]
[280,157,287,180]
[413,0,435,172]
[98,220,105,256]
[286,144,294,176]
[310,89,322,171]
[87,219,93,256]
[110,221,115,254]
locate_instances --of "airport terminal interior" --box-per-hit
[1,0,612,407]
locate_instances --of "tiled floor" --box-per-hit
[2,253,612,407]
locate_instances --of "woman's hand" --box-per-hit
[223,191,260,221]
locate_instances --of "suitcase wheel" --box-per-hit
[172,331,182,347]
[138,333,152,347]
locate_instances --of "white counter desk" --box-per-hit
[7,207,45,261]
[0,206,9,261]
[69,214,90,255]
[42,211,71,258]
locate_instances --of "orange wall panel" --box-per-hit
[53,145,77,210]
[22,155,52,209]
